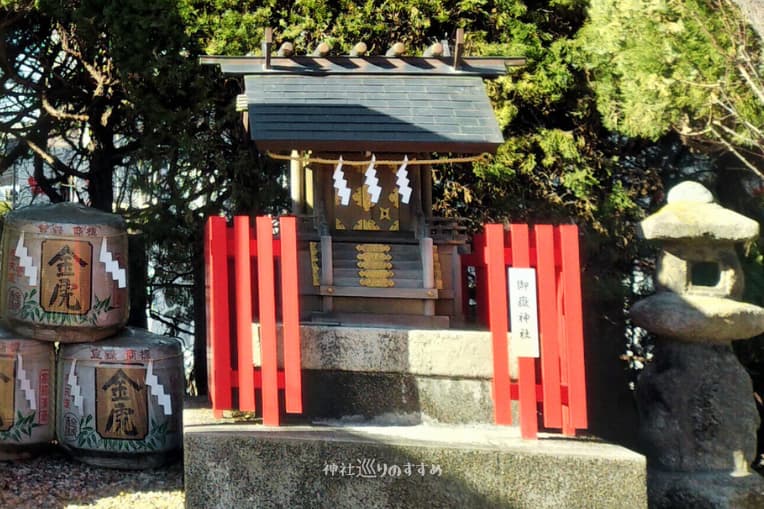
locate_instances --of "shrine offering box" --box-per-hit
[56,328,183,469]
[0,327,55,459]
[0,202,129,342]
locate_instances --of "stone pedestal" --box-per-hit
[636,340,764,508]
[636,341,758,472]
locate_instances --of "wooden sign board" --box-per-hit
[96,367,148,440]
[40,239,93,315]
[0,356,14,432]
[508,268,540,358]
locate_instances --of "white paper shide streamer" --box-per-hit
[146,360,172,416]
[15,231,38,286]
[364,154,381,204]
[333,156,351,206]
[396,155,412,204]
[68,360,83,410]
[99,237,127,288]
[16,352,36,411]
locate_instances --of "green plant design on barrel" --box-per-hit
[0,411,40,442]
[75,414,169,452]
[19,289,115,327]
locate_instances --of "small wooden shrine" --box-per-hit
[203,29,522,327]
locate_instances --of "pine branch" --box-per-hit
[41,95,88,122]
[711,125,764,179]
[19,136,88,179]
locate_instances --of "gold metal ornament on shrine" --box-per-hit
[0,203,130,342]
[56,328,183,469]
[0,327,55,460]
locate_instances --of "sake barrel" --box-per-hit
[57,328,183,469]
[0,203,129,342]
[0,327,55,460]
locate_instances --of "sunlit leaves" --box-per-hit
[577,0,764,177]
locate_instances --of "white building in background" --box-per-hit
[1,138,79,209]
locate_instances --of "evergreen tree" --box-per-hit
[578,0,764,179]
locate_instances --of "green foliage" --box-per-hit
[181,0,583,57]
[577,0,764,177]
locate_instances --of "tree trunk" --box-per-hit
[87,155,114,212]
[127,233,148,329]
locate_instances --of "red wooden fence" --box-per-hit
[461,224,587,439]
[204,216,585,438]
[204,215,302,425]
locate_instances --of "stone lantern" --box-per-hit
[630,181,764,507]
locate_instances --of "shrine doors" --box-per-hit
[330,165,415,233]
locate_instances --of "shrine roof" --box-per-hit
[237,74,504,153]
[201,45,522,154]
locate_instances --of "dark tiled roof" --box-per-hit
[242,75,504,153]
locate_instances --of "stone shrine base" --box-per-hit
[185,325,646,507]
[184,404,646,509]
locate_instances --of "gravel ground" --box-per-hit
[0,448,183,508]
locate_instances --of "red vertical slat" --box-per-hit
[205,217,232,418]
[279,216,303,414]
[485,225,512,425]
[559,225,588,430]
[510,224,539,439]
[556,262,574,435]
[234,216,256,412]
[256,216,281,426]
[203,219,216,412]
[534,225,562,428]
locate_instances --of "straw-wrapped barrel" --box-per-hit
[0,327,55,460]
[56,328,183,469]
[0,203,129,342]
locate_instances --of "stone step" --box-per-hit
[184,407,647,509]
[333,245,421,260]
[332,255,422,266]
[309,312,449,329]
[332,260,422,271]
[251,325,498,424]
[333,277,425,288]
[333,268,422,279]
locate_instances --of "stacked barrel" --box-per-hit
[0,203,182,468]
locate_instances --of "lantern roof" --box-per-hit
[638,182,759,242]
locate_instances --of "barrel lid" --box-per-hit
[0,324,55,350]
[5,203,126,228]
[59,327,182,351]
